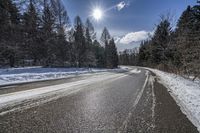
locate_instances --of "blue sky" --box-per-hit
[63,0,197,51]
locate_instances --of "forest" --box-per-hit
[119,4,200,80]
[0,0,118,68]
[1,0,199,80]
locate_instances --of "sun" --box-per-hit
[92,8,103,21]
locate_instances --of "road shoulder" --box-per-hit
[154,80,198,133]
[125,71,198,133]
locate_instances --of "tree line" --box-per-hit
[119,4,200,80]
[0,0,118,68]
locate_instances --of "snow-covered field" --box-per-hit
[0,67,123,86]
[149,68,200,131]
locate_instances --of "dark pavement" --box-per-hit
[0,67,198,133]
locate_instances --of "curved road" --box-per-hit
[0,67,198,133]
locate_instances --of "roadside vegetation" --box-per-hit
[0,0,118,69]
[1,0,199,80]
[119,3,200,80]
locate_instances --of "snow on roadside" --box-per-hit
[0,67,124,86]
[130,68,141,74]
[148,68,200,131]
[120,66,141,74]
[0,72,128,115]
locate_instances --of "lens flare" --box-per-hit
[92,8,102,21]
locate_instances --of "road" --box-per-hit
[0,67,198,133]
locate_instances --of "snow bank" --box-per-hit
[130,68,141,74]
[0,67,124,86]
[0,72,128,115]
[149,68,200,131]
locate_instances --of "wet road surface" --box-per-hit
[0,68,198,133]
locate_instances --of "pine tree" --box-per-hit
[93,40,106,68]
[53,34,69,67]
[150,19,171,68]
[175,6,194,75]
[138,41,151,66]
[119,48,139,66]
[0,0,118,69]
[42,0,55,35]
[49,0,70,67]
[110,39,118,68]
[175,5,200,78]
[41,0,56,66]
[119,50,129,65]
[50,0,69,34]
[105,38,118,68]
[22,0,40,65]
[85,27,96,67]
[0,0,21,67]
[85,18,96,40]
[192,4,200,79]
[100,27,111,46]
[100,27,116,68]
[73,16,86,67]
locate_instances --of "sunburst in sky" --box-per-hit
[92,8,103,21]
[63,0,197,51]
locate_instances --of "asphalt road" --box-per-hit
[0,67,198,133]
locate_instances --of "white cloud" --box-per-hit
[116,1,129,11]
[114,36,121,43]
[118,31,152,45]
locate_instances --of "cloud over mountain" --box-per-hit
[117,31,152,45]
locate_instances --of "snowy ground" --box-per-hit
[148,68,200,132]
[1,66,199,131]
[0,72,129,115]
[0,67,124,86]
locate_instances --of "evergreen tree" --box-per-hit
[110,39,118,68]
[53,34,69,67]
[50,0,69,34]
[50,0,70,67]
[119,48,139,66]
[0,0,21,67]
[150,19,171,67]
[93,40,106,68]
[85,18,96,40]
[100,27,111,46]
[105,38,118,68]
[100,27,116,68]
[41,0,56,66]
[42,0,55,35]
[0,0,118,69]
[119,50,130,65]
[73,16,86,67]
[175,5,200,78]
[192,4,200,79]
[22,0,40,65]
[138,41,151,66]
[85,27,96,67]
